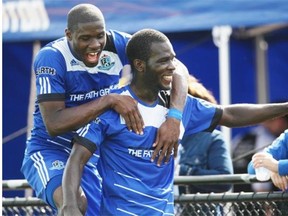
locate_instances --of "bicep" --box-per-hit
[39,100,65,116]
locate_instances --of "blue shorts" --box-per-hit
[21,149,102,216]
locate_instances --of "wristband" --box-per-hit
[167,108,182,121]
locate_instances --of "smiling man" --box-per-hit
[62,28,288,215]
[21,3,190,215]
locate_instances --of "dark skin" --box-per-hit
[61,39,181,216]
[61,36,288,215]
[42,20,187,155]
[42,20,144,137]
[44,9,188,215]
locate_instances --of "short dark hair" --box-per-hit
[67,4,104,32]
[126,29,169,68]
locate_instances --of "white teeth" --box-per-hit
[89,52,98,56]
[163,75,172,81]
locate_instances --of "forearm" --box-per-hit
[170,61,188,111]
[62,143,92,210]
[41,94,114,136]
[220,102,288,127]
[62,155,84,208]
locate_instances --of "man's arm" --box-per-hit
[61,142,92,215]
[220,102,288,127]
[40,93,144,137]
[152,60,189,166]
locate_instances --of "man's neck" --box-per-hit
[130,83,159,105]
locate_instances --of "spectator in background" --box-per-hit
[248,129,288,191]
[232,102,288,192]
[248,129,288,214]
[175,75,233,215]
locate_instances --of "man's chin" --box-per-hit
[161,86,172,91]
[84,61,98,68]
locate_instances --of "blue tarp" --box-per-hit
[3,0,288,42]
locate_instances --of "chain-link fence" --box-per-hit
[175,191,288,216]
[3,175,288,216]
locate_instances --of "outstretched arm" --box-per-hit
[152,60,188,166]
[61,142,93,216]
[220,102,288,127]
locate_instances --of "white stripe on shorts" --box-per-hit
[31,152,50,188]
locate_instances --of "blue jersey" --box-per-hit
[21,30,131,215]
[26,29,130,156]
[74,86,222,215]
[264,130,288,176]
[247,130,288,190]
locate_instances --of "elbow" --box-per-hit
[46,127,59,137]
[45,122,62,137]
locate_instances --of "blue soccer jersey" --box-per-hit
[21,30,131,214]
[74,86,222,215]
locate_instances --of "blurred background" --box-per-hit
[3,0,288,198]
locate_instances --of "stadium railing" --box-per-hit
[3,174,288,216]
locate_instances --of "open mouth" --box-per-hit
[162,75,173,84]
[85,52,100,64]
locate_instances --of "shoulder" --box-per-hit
[108,29,132,41]
[272,130,288,147]
[35,38,67,62]
[105,30,131,52]
[110,86,129,95]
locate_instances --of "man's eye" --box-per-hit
[81,37,90,41]
[97,34,105,39]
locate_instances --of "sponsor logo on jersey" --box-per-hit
[36,66,56,75]
[97,54,115,70]
[69,84,118,101]
[49,160,65,170]
[128,147,174,158]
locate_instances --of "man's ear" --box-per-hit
[65,29,72,41]
[134,59,145,72]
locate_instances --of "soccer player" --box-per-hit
[21,4,188,215]
[62,28,288,215]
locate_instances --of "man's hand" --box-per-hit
[110,94,144,134]
[270,172,288,191]
[151,118,180,166]
[252,152,277,172]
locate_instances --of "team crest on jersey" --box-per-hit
[94,117,101,124]
[97,54,115,70]
[49,160,65,170]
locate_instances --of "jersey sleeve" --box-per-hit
[183,96,223,136]
[265,130,288,175]
[72,117,108,154]
[278,160,288,176]
[109,30,131,66]
[34,46,67,103]
[72,111,118,153]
